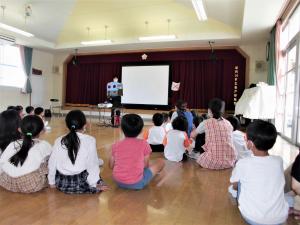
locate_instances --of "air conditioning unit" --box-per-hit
[0,34,16,45]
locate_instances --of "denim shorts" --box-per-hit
[116,168,153,190]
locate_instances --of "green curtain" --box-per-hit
[267,27,276,85]
[23,46,33,93]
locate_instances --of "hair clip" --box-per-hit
[26,132,32,136]
[71,125,76,129]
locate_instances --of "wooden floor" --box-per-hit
[0,117,299,225]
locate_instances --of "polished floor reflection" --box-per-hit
[0,117,298,225]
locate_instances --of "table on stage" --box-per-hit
[88,103,113,127]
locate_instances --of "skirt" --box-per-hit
[0,162,48,193]
[55,170,103,194]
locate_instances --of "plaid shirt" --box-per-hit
[197,118,237,169]
[0,162,48,193]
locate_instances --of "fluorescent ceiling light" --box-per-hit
[81,40,112,45]
[139,35,176,41]
[191,0,207,21]
[0,22,34,37]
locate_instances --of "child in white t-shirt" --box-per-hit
[34,107,51,131]
[226,116,252,160]
[230,120,289,225]
[163,116,192,162]
[143,113,166,152]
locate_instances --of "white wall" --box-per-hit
[0,49,54,112]
[0,86,29,111]
[31,49,54,108]
[240,42,269,85]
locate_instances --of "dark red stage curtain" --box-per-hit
[66,49,246,110]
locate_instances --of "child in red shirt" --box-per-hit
[109,114,165,190]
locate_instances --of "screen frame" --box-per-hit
[120,62,172,110]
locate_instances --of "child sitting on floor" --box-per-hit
[230,120,289,225]
[25,106,35,115]
[110,114,165,190]
[143,113,166,152]
[164,116,192,162]
[188,115,205,160]
[0,115,51,193]
[226,115,252,160]
[34,107,51,130]
[191,98,236,169]
[48,110,107,194]
[34,107,44,119]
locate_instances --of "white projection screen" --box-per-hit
[121,65,169,105]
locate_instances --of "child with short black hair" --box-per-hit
[34,107,51,130]
[230,120,289,225]
[34,107,44,118]
[48,110,107,194]
[164,116,192,162]
[143,113,166,152]
[0,115,51,193]
[226,115,252,160]
[191,98,236,169]
[26,106,35,115]
[110,114,165,190]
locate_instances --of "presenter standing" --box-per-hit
[107,77,123,126]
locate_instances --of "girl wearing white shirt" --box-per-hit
[48,110,107,194]
[0,115,51,193]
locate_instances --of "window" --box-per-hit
[0,45,26,88]
[276,4,300,146]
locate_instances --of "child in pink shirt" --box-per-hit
[109,114,165,190]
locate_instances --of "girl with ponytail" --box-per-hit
[0,115,52,193]
[48,110,107,194]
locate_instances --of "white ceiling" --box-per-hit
[0,0,287,52]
